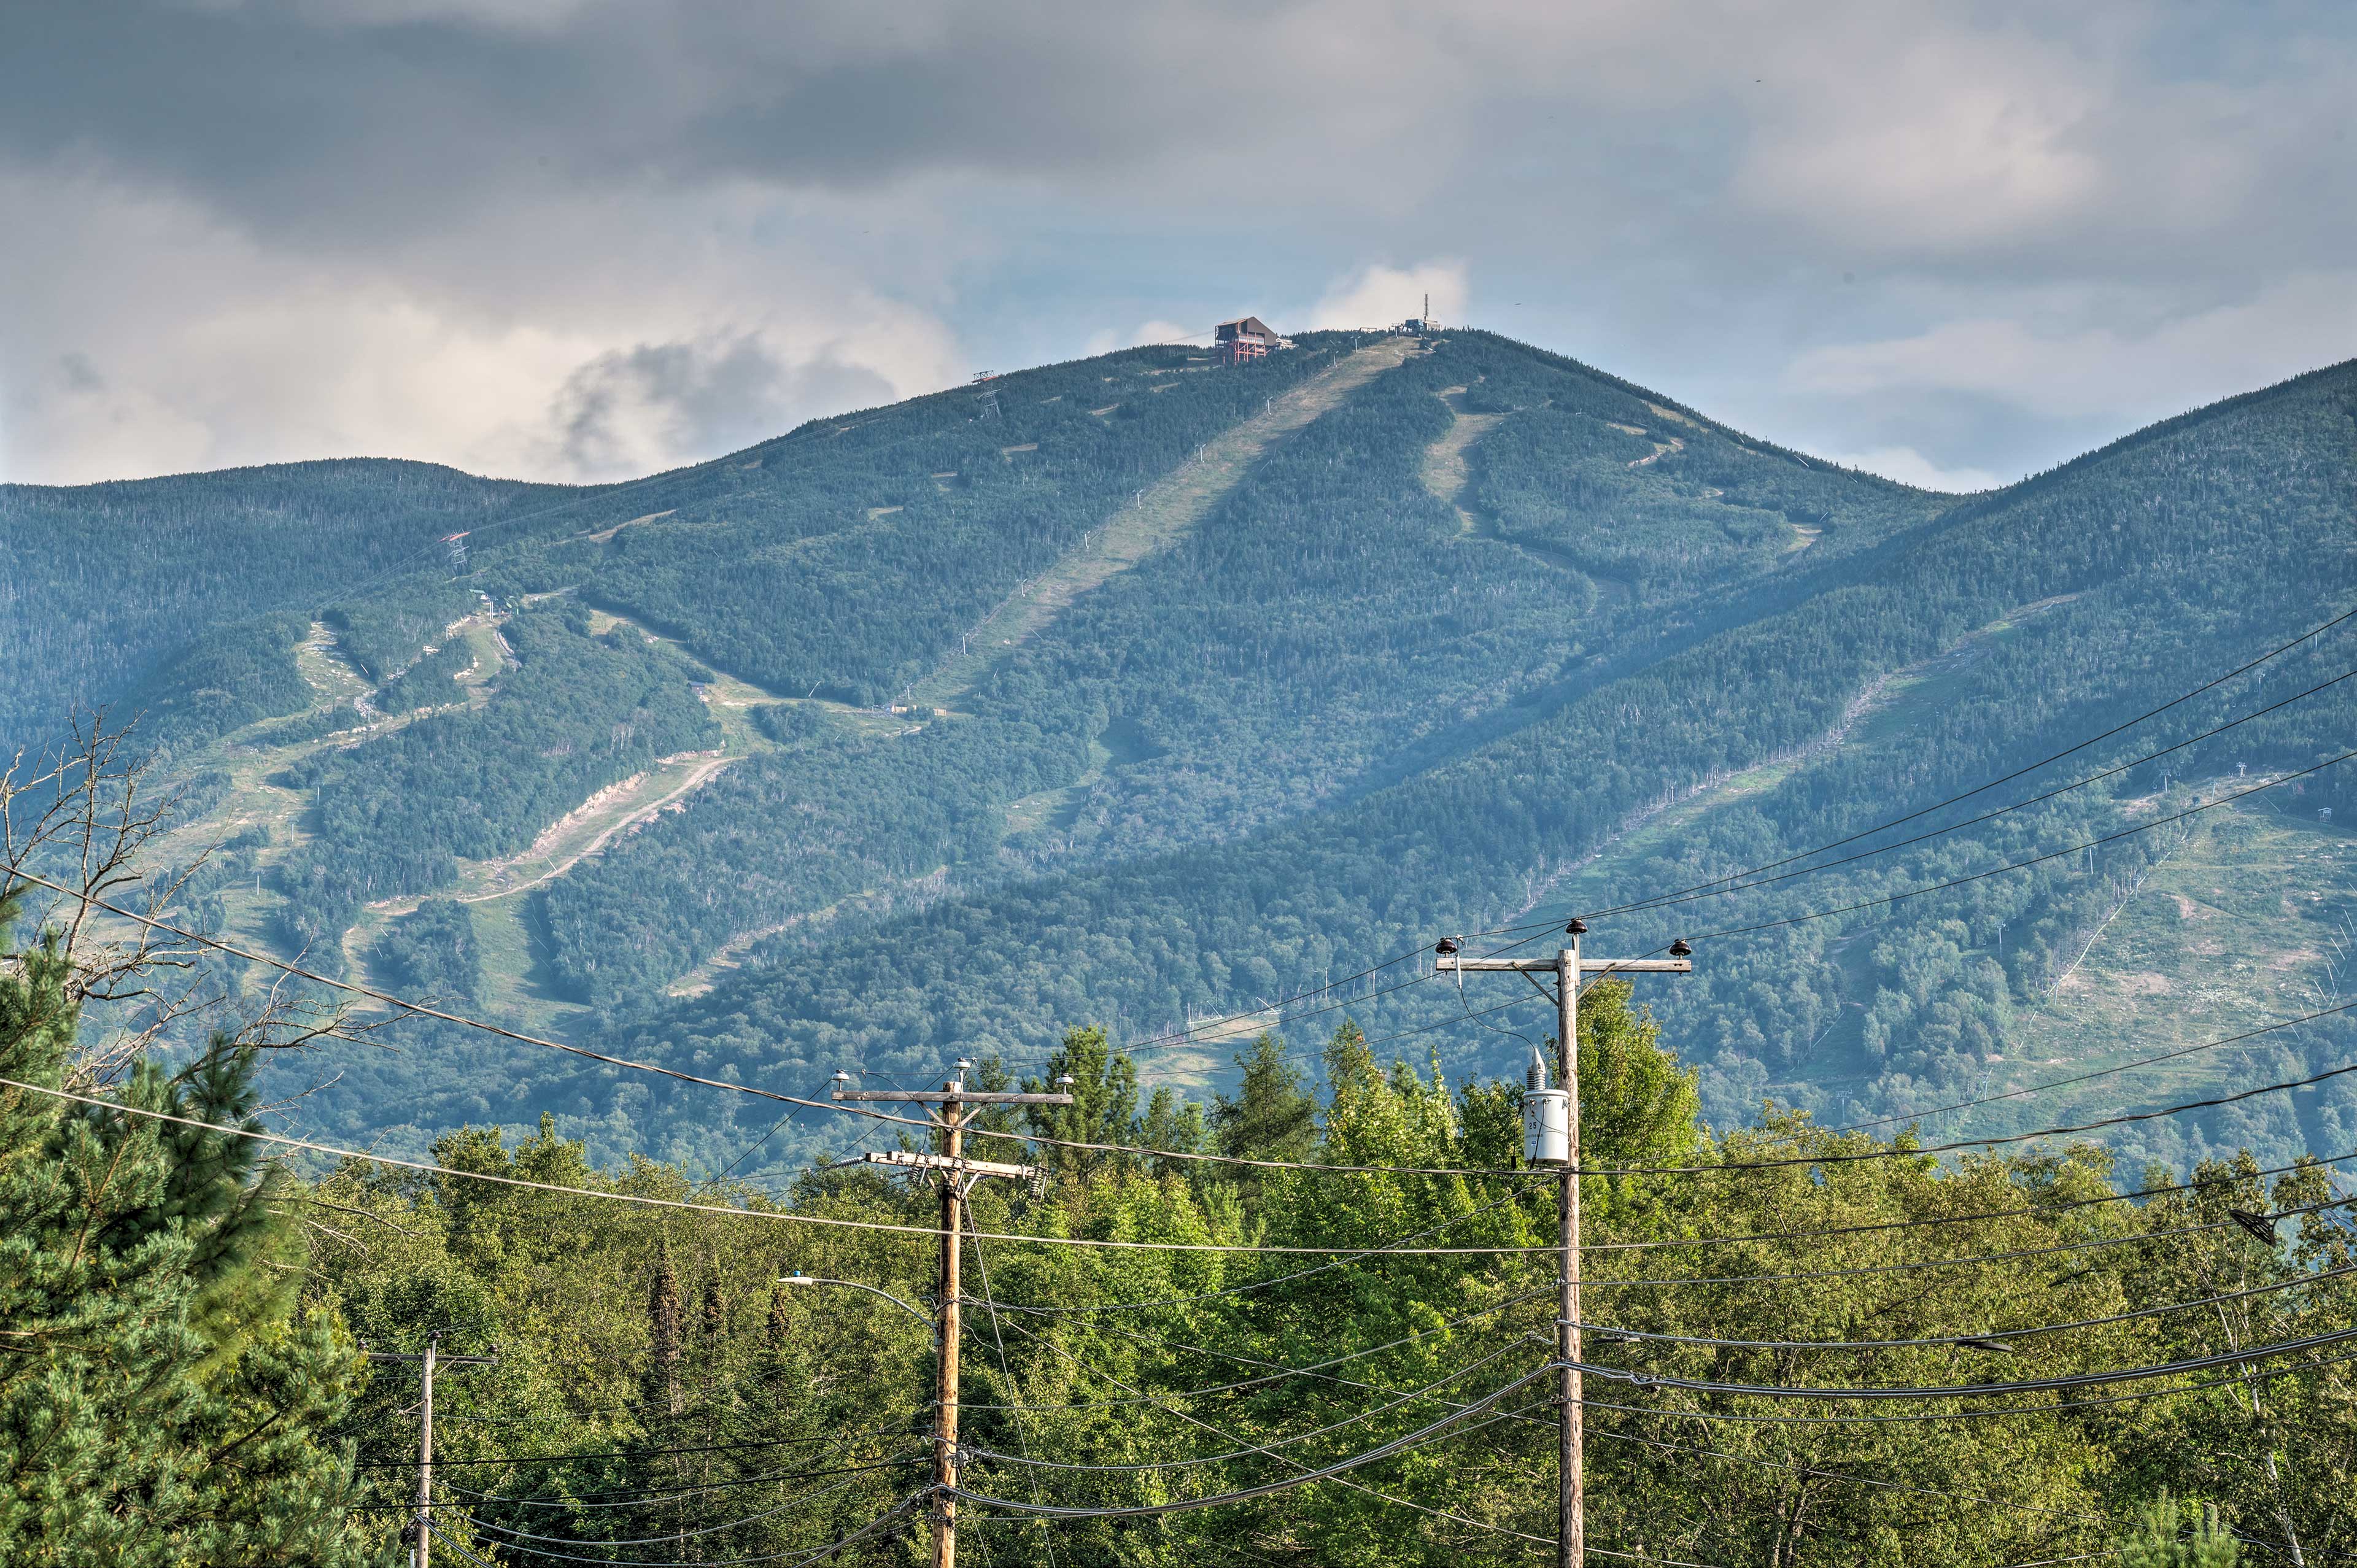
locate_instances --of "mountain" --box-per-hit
[7,328,2353,1179]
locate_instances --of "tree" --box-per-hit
[2118,1493,2240,1568]
[0,890,371,1564]
[1210,1030,1317,1165]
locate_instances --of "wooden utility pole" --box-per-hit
[1438,925,1693,1568]
[366,1335,497,1567]
[831,1065,1074,1568]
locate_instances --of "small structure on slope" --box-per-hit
[1215,316,1290,366]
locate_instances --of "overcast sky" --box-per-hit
[5,1,2351,490]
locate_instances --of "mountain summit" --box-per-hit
[6,328,2352,1173]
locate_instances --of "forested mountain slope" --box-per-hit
[9,330,2351,1180]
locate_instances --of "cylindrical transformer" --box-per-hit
[1523,1087,1571,1165]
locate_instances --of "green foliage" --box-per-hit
[369,898,482,1006]
[575,345,1331,705]
[10,332,2356,1191]
[293,1016,2357,1564]
[274,601,718,965]
[2118,1493,2240,1568]
[0,458,567,756]
[1212,1031,1318,1164]
[0,909,370,1564]
[117,611,316,756]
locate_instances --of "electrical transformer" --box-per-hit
[1522,1048,1570,1165]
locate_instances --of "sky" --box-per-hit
[4,1,2351,492]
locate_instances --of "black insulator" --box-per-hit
[1565,918,1589,935]
[1435,937,1460,955]
[1668,938,1693,957]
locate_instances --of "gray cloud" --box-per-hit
[3,0,2351,484]
[551,334,893,480]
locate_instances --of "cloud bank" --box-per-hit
[3,0,2349,485]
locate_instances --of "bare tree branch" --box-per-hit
[1,711,382,1086]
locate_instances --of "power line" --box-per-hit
[1829,997,2357,1137]
[961,1285,1558,1412]
[949,1364,1570,1518]
[1577,1324,2357,1404]
[438,1486,928,1567]
[1569,1340,2357,1427]
[1579,1427,2310,1563]
[954,1180,1547,1315]
[459,1464,904,1548]
[442,1449,925,1507]
[961,1230,1061,1568]
[33,766,2357,1188]
[1582,1147,2356,1254]
[18,1051,2357,1259]
[962,1335,1541,1473]
[1572,1252,2357,1353]
[1679,749,2355,952]
[977,1307,1581,1550]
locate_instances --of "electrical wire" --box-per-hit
[1676,749,2355,954]
[460,1464,907,1547]
[1577,1426,2317,1564]
[441,1486,928,1566]
[951,1362,1550,1518]
[17,1072,2352,1270]
[1829,998,2357,1137]
[963,1226,1061,1568]
[1124,709,2354,1083]
[975,1306,1576,1548]
[1573,612,2357,925]
[1571,1338,2357,1426]
[1581,1146,2356,1254]
[1576,1321,2357,1401]
[353,1438,911,1472]
[0,1076,1558,1254]
[962,1334,1541,1473]
[33,773,2357,1188]
[959,1285,1558,1412]
[0,863,940,1136]
[1574,665,2357,925]
[443,1450,924,1508]
[961,1180,1547,1315]
[1573,1251,2357,1353]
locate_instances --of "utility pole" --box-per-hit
[830,1062,1074,1568]
[366,1334,497,1566]
[1437,922,1693,1568]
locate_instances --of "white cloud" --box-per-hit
[1306,261,1469,333]
[0,164,964,484]
[1822,446,2007,494]
[5,1,2351,485]
[1729,19,2106,252]
[1082,319,1204,357]
[1787,272,2357,425]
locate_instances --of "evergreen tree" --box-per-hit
[1210,1030,1317,1165]
[0,894,371,1564]
[2118,1494,2240,1568]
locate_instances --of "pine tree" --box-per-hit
[1212,1029,1317,1163]
[2118,1493,2240,1568]
[0,895,369,1564]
